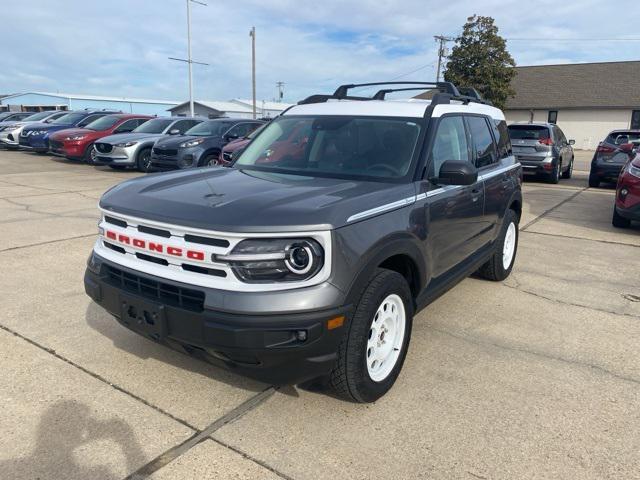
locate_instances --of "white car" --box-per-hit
[0,110,67,149]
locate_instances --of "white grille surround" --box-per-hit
[94,209,332,292]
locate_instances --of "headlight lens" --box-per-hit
[65,134,86,141]
[217,238,324,283]
[115,141,137,147]
[179,138,204,148]
[1,124,17,131]
[629,164,640,178]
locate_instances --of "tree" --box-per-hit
[443,15,516,110]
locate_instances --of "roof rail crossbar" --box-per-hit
[297,94,372,105]
[372,87,447,100]
[333,81,460,99]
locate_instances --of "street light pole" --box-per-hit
[250,27,256,119]
[187,0,194,117]
[434,35,454,82]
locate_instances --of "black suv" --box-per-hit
[84,82,522,402]
[589,130,640,187]
[149,118,264,170]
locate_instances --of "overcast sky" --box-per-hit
[2,0,639,103]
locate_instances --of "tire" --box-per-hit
[83,143,96,164]
[477,209,519,281]
[330,269,413,403]
[548,161,561,184]
[199,151,220,167]
[588,172,600,188]
[135,147,152,172]
[612,206,631,228]
[562,156,573,179]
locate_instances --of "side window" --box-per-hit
[555,127,566,145]
[467,116,498,168]
[429,115,470,177]
[492,120,512,159]
[77,114,103,127]
[114,119,139,133]
[228,123,251,138]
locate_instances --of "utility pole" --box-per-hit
[276,81,285,102]
[250,27,257,119]
[434,35,454,82]
[169,0,208,117]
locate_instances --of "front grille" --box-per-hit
[95,143,113,154]
[104,265,205,312]
[49,140,63,151]
[153,147,178,156]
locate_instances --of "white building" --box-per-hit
[168,99,293,119]
[505,61,640,150]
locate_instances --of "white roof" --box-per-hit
[169,100,254,113]
[284,98,504,120]
[231,99,293,111]
[0,91,180,105]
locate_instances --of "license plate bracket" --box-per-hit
[119,294,167,341]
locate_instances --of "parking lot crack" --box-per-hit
[428,325,640,387]
[0,233,97,253]
[124,387,278,480]
[522,187,587,230]
[521,230,640,249]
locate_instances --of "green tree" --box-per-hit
[443,15,516,110]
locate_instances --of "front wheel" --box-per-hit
[477,208,519,281]
[330,269,413,403]
[83,143,96,164]
[135,147,152,172]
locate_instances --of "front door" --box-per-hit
[417,114,485,278]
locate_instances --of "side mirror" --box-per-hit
[568,139,575,145]
[431,160,478,186]
[168,128,180,135]
[619,142,635,153]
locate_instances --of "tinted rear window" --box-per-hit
[508,125,550,140]
[605,131,640,144]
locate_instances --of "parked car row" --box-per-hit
[1,110,265,172]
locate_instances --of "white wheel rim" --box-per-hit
[502,222,517,270]
[366,294,406,382]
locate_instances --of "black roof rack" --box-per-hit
[297,81,493,107]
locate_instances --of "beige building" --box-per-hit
[505,61,640,150]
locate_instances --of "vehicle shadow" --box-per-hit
[84,302,267,393]
[0,400,147,479]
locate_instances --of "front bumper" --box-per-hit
[0,129,20,147]
[84,253,350,385]
[50,139,86,159]
[94,144,137,165]
[20,135,49,152]
[150,147,204,171]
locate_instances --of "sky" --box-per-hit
[2,0,639,104]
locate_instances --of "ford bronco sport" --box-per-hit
[84,82,522,402]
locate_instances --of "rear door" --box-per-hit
[417,114,485,277]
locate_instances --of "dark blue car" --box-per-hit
[20,110,120,153]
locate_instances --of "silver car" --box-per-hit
[508,122,575,184]
[92,117,203,171]
[0,110,67,148]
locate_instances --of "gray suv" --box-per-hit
[84,81,523,402]
[93,117,203,171]
[508,122,575,183]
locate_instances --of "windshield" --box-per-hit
[84,116,120,131]
[185,121,234,137]
[234,116,422,181]
[133,118,173,134]
[508,125,550,140]
[52,113,86,125]
[0,112,13,121]
[23,111,55,121]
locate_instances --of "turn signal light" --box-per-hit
[327,316,345,330]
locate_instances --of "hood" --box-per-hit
[98,132,162,145]
[23,123,72,134]
[154,134,220,148]
[100,167,415,232]
[49,127,93,140]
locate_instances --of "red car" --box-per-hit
[216,123,265,166]
[612,153,640,228]
[48,114,152,162]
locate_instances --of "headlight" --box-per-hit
[115,141,137,147]
[629,164,640,178]
[217,238,324,283]
[65,134,86,141]
[1,124,17,131]
[179,138,204,148]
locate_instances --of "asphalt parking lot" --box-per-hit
[1,149,639,480]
